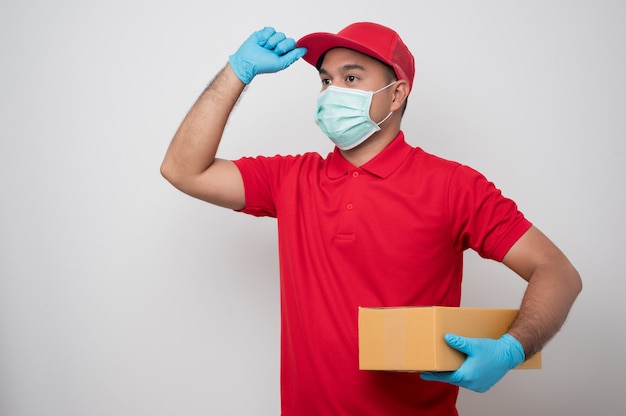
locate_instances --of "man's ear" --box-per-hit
[390,80,410,112]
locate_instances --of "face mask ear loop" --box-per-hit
[376,111,393,126]
[371,82,397,126]
[373,81,397,94]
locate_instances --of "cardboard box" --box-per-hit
[358,306,542,371]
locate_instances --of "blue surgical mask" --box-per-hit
[315,82,395,150]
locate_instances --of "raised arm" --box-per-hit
[160,64,246,209]
[160,27,306,209]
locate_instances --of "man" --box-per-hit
[161,22,581,415]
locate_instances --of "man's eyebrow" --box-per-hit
[318,63,367,75]
[340,63,366,72]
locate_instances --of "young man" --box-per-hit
[161,22,581,415]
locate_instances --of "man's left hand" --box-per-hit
[420,333,525,393]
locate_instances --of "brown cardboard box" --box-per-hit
[358,306,542,371]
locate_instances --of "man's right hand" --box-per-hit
[228,27,307,85]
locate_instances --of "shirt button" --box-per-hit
[352,172,359,178]
[346,203,353,210]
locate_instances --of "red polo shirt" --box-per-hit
[233,132,531,415]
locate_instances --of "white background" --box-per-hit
[1,1,624,415]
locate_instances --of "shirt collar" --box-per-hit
[326,131,412,179]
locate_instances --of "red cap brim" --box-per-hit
[296,32,394,70]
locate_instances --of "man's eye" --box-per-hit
[321,79,331,85]
[347,75,357,82]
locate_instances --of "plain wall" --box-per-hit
[1,1,624,415]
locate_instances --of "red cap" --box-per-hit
[296,22,415,91]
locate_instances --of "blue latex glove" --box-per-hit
[228,27,307,84]
[420,333,525,393]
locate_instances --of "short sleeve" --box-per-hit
[232,156,279,218]
[447,165,532,261]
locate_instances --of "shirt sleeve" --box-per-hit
[232,155,280,218]
[447,164,532,261]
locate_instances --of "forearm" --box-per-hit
[160,63,245,186]
[420,237,581,392]
[506,263,581,359]
[501,226,582,359]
